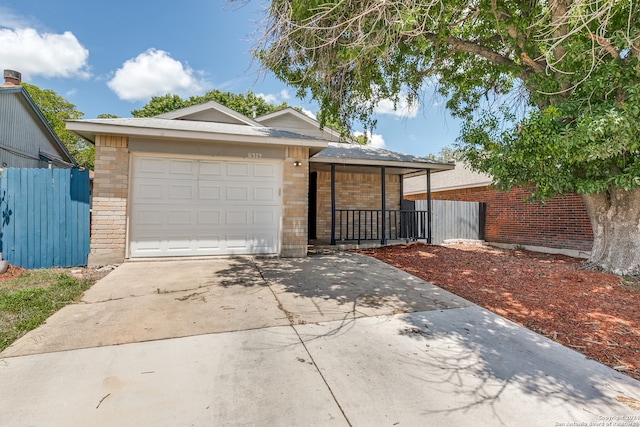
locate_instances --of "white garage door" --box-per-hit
[129,156,281,257]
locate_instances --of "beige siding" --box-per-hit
[258,115,341,141]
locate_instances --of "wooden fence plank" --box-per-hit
[45,169,55,268]
[16,169,28,267]
[52,168,64,267]
[62,169,73,267]
[0,168,90,268]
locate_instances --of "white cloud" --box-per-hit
[354,131,386,149]
[279,89,290,100]
[373,96,418,118]
[301,108,315,119]
[0,27,90,79]
[257,89,291,105]
[107,49,206,101]
[257,92,279,104]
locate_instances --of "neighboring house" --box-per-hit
[67,102,453,265]
[0,69,75,169]
[404,161,594,255]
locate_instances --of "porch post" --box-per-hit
[330,163,336,245]
[381,166,386,244]
[427,169,432,244]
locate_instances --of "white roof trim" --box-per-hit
[310,155,455,171]
[65,119,328,150]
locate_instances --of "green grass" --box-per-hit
[0,270,94,352]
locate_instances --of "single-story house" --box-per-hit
[67,102,453,265]
[0,69,75,169]
[404,161,594,255]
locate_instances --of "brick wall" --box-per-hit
[406,186,593,252]
[315,170,401,240]
[90,135,129,265]
[281,147,309,257]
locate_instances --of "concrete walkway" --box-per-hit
[1,252,640,426]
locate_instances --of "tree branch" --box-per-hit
[520,52,545,73]
[587,33,620,59]
[444,36,516,68]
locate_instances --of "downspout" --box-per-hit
[330,163,336,245]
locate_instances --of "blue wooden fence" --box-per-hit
[0,168,90,268]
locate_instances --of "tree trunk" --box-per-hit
[582,188,640,277]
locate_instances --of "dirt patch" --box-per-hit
[0,265,27,283]
[359,242,640,381]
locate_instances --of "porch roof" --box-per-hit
[310,142,454,175]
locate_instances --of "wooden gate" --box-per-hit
[0,168,90,268]
[416,199,486,245]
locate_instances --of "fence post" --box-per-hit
[381,166,386,244]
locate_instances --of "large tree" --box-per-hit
[131,90,287,118]
[255,0,640,276]
[22,83,94,169]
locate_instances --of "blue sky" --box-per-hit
[0,0,461,157]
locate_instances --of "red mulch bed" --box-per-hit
[0,265,26,283]
[360,242,640,381]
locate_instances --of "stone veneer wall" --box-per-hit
[89,135,129,265]
[281,147,309,257]
[315,170,401,241]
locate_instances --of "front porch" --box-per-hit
[307,142,455,248]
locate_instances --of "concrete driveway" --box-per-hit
[2,252,640,426]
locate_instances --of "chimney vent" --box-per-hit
[3,69,22,86]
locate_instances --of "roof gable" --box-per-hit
[0,85,75,167]
[155,100,263,126]
[256,108,344,141]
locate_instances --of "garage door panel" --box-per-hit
[130,156,281,257]
[165,235,194,252]
[254,163,277,178]
[169,159,197,175]
[226,186,249,201]
[167,210,193,225]
[226,210,249,225]
[132,207,163,226]
[168,183,195,200]
[254,186,277,202]
[136,158,165,176]
[198,210,221,225]
[253,210,277,226]
[195,235,221,251]
[226,162,249,177]
[199,161,222,177]
[198,183,221,200]
[135,181,165,201]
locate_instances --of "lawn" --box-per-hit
[0,266,106,352]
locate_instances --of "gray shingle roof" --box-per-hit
[73,117,321,140]
[404,161,493,194]
[312,142,448,166]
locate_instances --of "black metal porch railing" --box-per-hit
[333,210,430,244]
